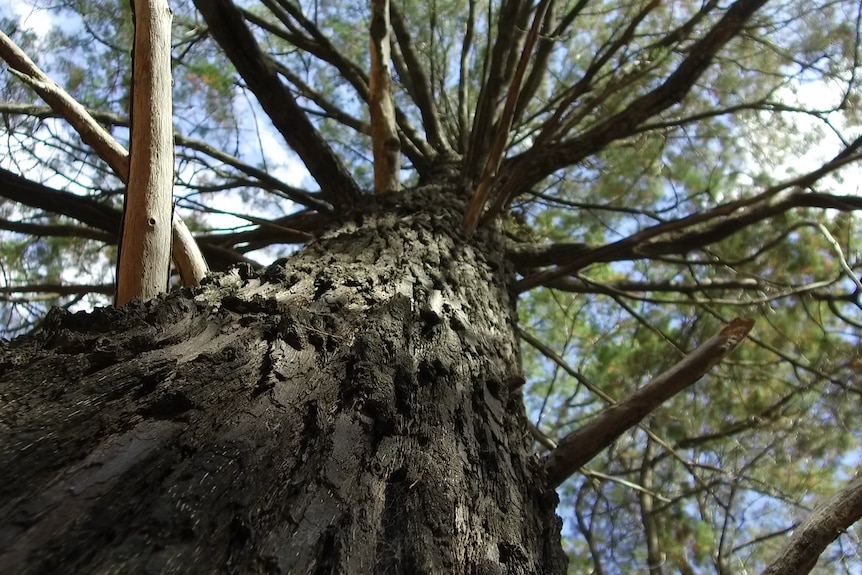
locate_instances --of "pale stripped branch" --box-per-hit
[0,27,208,290]
[116,0,176,304]
[0,30,129,180]
[369,0,401,195]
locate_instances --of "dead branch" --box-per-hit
[0,29,208,289]
[171,214,208,287]
[116,0,175,304]
[456,0,476,153]
[0,30,129,180]
[369,0,401,195]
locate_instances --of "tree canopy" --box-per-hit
[1,0,861,572]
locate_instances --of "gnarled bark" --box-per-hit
[0,187,565,574]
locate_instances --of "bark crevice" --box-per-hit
[1,189,565,574]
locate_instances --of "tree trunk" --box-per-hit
[0,187,566,574]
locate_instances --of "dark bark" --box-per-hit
[0,186,566,574]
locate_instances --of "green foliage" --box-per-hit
[1,0,861,572]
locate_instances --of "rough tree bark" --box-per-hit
[0,186,566,574]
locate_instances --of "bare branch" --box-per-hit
[0,168,250,272]
[390,1,452,155]
[760,476,862,575]
[534,0,662,148]
[0,218,114,242]
[194,0,360,208]
[175,131,331,212]
[171,214,208,287]
[0,284,114,296]
[194,207,328,254]
[369,0,401,195]
[544,318,754,488]
[0,32,128,180]
[463,0,528,182]
[273,63,370,135]
[463,0,553,235]
[117,0,175,305]
[242,3,432,170]
[0,167,122,232]
[501,0,769,200]
[0,102,328,212]
[516,149,862,293]
[457,0,476,153]
[0,30,208,289]
[511,0,559,123]
[816,223,862,293]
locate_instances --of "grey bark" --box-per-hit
[760,476,862,575]
[0,186,566,574]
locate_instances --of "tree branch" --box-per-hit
[463,0,528,182]
[0,168,122,232]
[243,2,432,170]
[463,0,553,235]
[194,0,361,208]
[0,29,207,289]
[117,0,175,304]
[760,476,862,575]
[0,168,249,272]
[390,1,452,155]
[544,318,754,488]
[0,284,114,296]
[501,0,769,200]
[369,0,401,195]
[0,30,129,181]
[516,149,862,293]
[456,0,476,153]
[171,213,208,287]
[0,218,114,242]
[0,102,329,213]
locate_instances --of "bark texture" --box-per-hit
[0,186,565,574]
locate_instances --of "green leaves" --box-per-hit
[1,0,861,571]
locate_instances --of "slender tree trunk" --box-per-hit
[116,0,175,304]
[0,187,566,574]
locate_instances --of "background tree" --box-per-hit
[1,0,861,573]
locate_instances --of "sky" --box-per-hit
[2,2,861,571]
